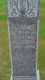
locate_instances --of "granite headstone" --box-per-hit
[7,0,40,80]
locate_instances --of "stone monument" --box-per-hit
[7,0,40,80]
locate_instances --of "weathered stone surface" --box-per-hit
[9,17,37,77]
[7,0,39,17]
[7,0,39,80]
[12,76,37,80]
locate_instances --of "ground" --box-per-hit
[0,0,45,80]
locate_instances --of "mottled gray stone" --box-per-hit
[12,76,37,80]
[7,0,39,80]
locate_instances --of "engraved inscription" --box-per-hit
[9,17,37,76]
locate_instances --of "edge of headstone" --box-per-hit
[37,70,40,80]
[11,74,12,80]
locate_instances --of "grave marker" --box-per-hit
[7,0,40,80]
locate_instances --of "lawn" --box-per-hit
[38,0,45,80]
[0,0,45,80]
[0,0,11,80]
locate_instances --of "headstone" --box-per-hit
[7,0,40,80]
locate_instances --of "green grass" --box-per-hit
[38,0,45,80]
[0,0,11,80]
[39,0,45,38]
[0,0,45,80]
[0,0,7,20]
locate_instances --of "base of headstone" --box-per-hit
[10,70,40,80]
